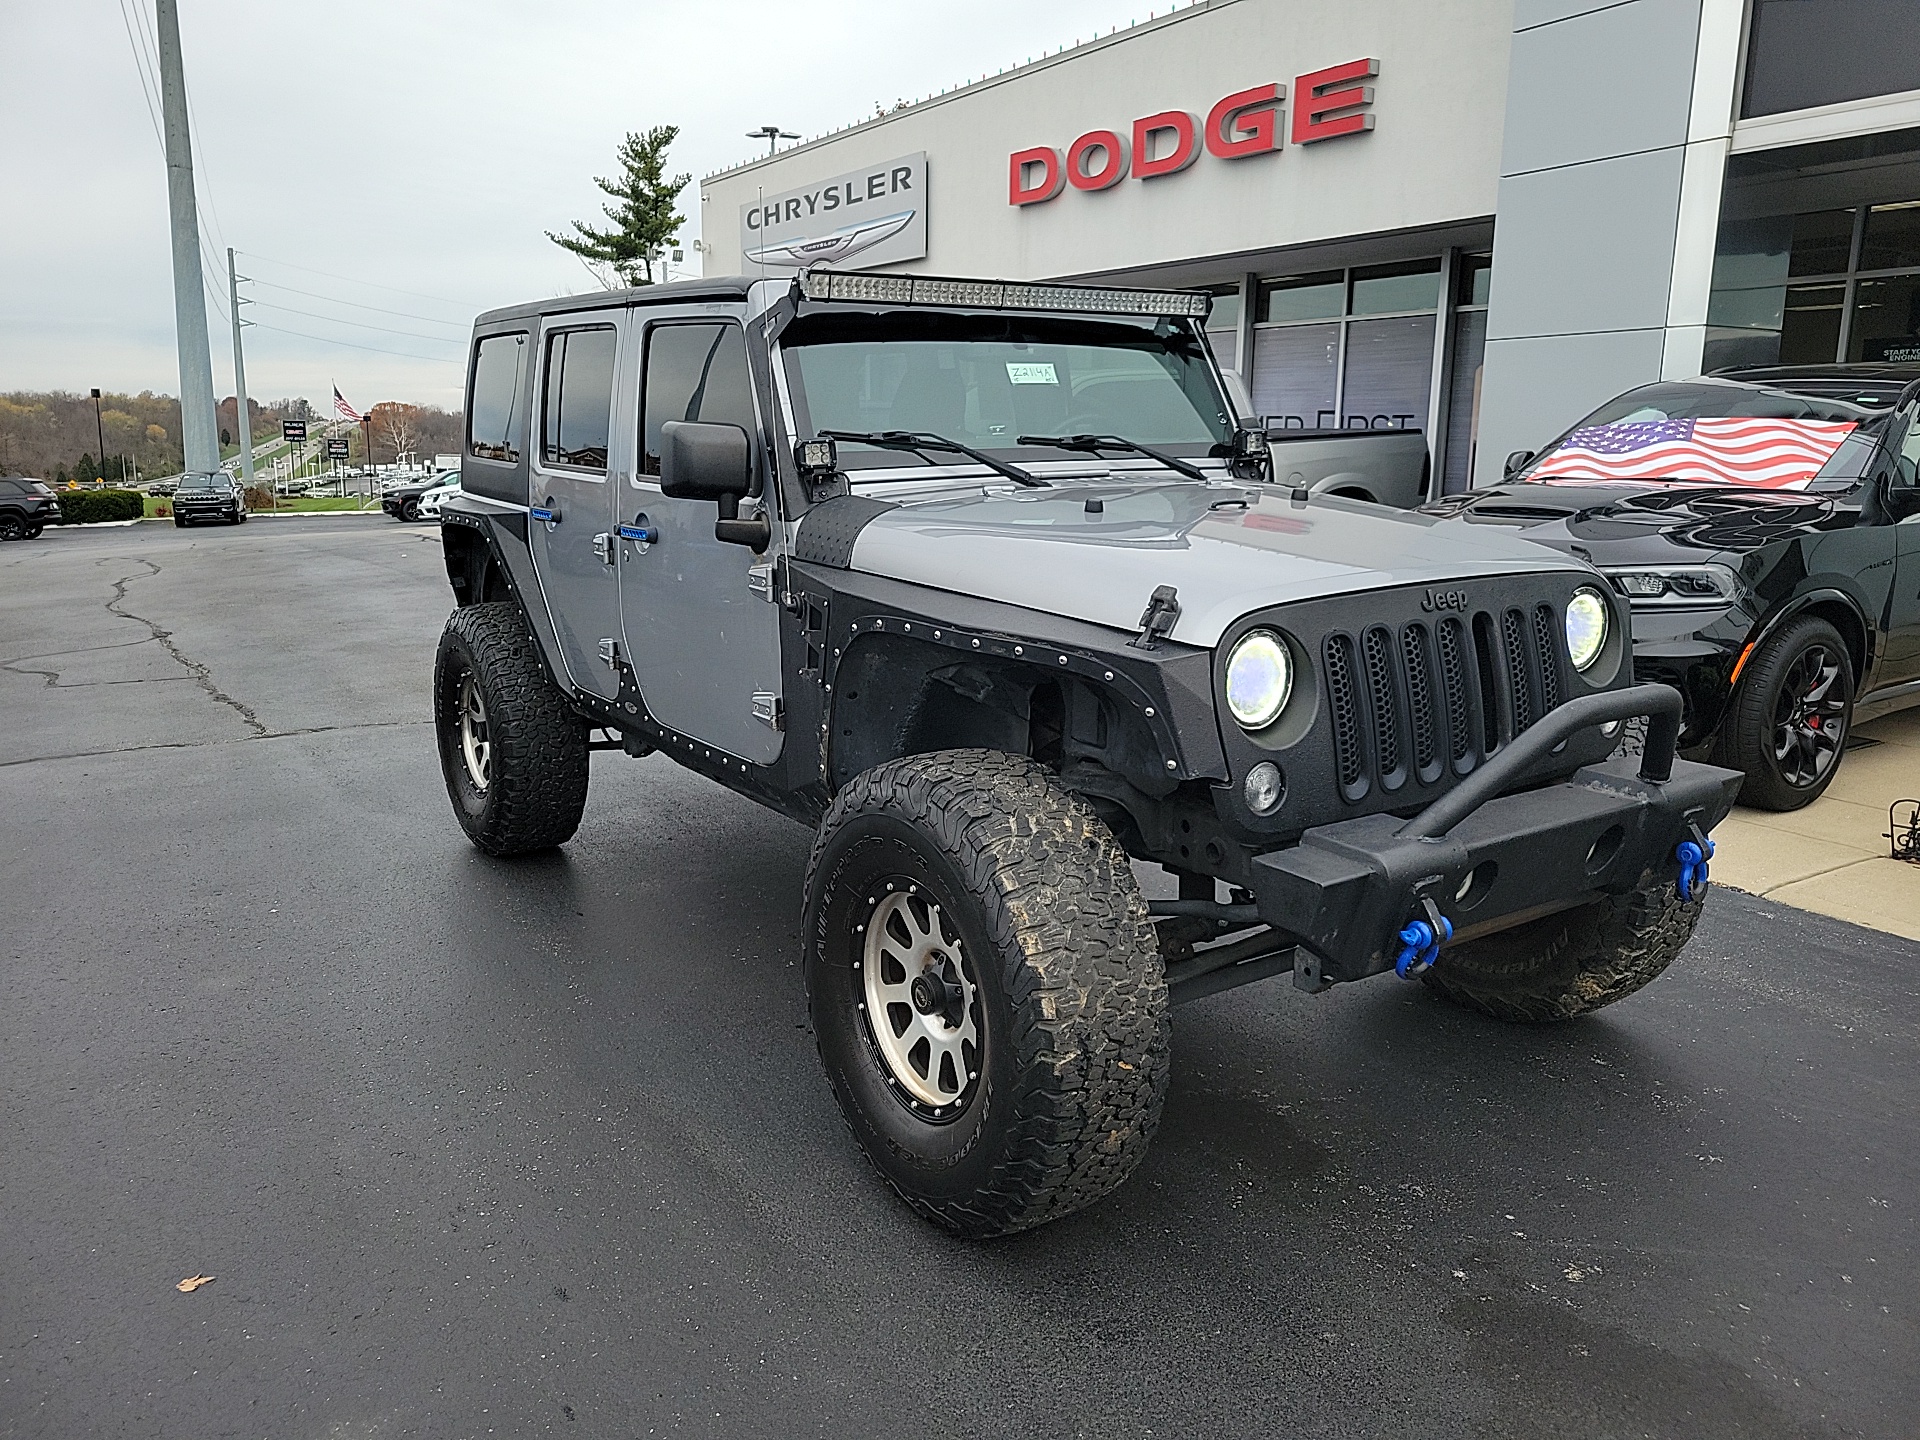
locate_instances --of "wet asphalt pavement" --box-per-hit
[2,516,1916,1439]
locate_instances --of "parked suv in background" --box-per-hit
[431,271,1740,1238]
[1425,364,1920,810]
[383,471,457,522]
[172,472,247,526]
[0,478,61,540]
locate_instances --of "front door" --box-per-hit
[619,314,785,764]
[528,312,626,701]
[1880,407,1920,688]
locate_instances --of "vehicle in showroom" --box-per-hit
[171,471,247,526]
[431,271,1740,1237]
[416,475,462,521]
[1425,364,1920,810]
[382,471,456,522]
[0,477,61,540]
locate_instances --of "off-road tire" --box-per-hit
[1421,866,1703,1023]
[804,749,1171,1239]
[1716,615,1853,811]
[433,602,588,856]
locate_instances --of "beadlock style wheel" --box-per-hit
[858,884,981,1116]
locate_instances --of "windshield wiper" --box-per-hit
[818,429,1045,488]
[1016,432,1209,482]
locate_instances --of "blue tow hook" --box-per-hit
[1394,900,1454,979]
[1676,834,1716,902]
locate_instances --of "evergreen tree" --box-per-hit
[547,126,691,287]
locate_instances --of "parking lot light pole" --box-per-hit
[90,388,106,483]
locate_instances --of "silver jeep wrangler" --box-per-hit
[434,271,1740,1237]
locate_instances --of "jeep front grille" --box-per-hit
[1322,605,1566,803]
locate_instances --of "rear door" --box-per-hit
[619,313,784,764]
[528,311,627,701]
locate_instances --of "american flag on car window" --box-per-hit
[1529,416,1857,488]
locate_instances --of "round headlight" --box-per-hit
[1565,588,1610,671]
[1225,630,1292,729]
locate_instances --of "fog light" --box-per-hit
[1243,761,1284,815]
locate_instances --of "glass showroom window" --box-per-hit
[1442,254,1491,495]
[1707,200,1920,369]
[1248,260,1440,433]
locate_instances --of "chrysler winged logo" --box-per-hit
[745,210,916,269]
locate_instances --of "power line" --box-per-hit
[245,320,462,364]
[238,250,471,308]
[248,298,463,345]
[243,278,468,329]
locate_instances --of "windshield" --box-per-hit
[1523,380,1883,490]
[780,311,1233,473]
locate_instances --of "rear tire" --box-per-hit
[433,602,588,856]
[804,749,1171,1238]
[0,514,24,542]
[1421,866,1702,1023]
[1717,616,1853,811]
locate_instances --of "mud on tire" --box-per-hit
[1420,866,1704,1023]
[433,601,588,856]
[804,749,1171,1238]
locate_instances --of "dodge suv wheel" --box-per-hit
[1717,615,1853,811]
[433,602,588,855]
[804,749,1170,1237]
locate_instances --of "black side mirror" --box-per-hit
[659,420,768,551]
[660,420,751,501]
[1504,449,1535,480]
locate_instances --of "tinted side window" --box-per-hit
[541,327,616,470]
[1897,415,1920,488]
[468,333,528,462]
[641,323,756,476]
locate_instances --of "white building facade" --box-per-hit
[703,0,1920,494]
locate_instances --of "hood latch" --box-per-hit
[1129,584,1181,650]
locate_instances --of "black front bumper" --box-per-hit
[1245,685,1742,984]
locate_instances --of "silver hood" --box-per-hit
[845,481,1599,647]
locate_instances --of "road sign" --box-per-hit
[283,420,308,443]
[325,438,350,460]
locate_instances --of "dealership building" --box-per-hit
[701,0,1920,493]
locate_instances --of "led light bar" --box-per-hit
[798,269,1211,319]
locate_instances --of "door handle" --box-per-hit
[618,523,658,543]
[531,502,560,523]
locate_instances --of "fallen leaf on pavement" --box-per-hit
[175,1275,215,1292]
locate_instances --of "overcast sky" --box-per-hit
[1,0,1159,411]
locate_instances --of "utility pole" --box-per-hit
[227,248,255,496]
[155,0,219,476]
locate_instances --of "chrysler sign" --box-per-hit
[740,152,928,269]
[1009,59,1378,205]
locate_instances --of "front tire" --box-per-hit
[1421,867,1703,1023]
[1717,616,1853,811]
[402,498,421,522]
[804,750,1170,1238]
[433,602,588,855]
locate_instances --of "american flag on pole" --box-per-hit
[333,385,361,423]
[1530,417,1857,489]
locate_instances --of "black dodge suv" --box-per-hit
[0,478,61,540]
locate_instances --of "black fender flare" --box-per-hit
[1733,586,1873,692]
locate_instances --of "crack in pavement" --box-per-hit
[0,719,434,769]
[103,560,269,736]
